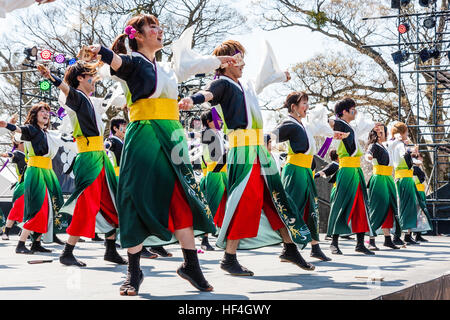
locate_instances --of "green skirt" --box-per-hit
[411,189,433,233]
[367,174,401,234]
[281,163,320,241]
[327,167,374,236]
[117,120,215,248]
[216,145,311,249]
[396,177,420,230]
[22,166,65,241]
[12,180,25,203]
[201,171,227,218]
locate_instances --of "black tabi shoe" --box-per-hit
[200,236,215,251]
[53,234,64,245]
[140,247,158,259]
[393,235,405,246]
[104,239,128,265]
[30,241,52,253]
[120,251,143,296]
[355,244,376,255]
[177,248,213,292]
[92,233,104,242]
[149,246,173,257]
[220,252,254,276]
[59,243,86,267]
[310,244,332,261]
[355,233,375,255]
[330,235,342,255]
[280,243,315,271]
[16,241,33,254]
[2,227,11,240]
[404,233,420,245]
[414,233,428,242]
[368,239,379,251]
[383,236,400,249]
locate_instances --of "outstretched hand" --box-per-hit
[37,63,52,79]
[0,120,7,128]
[178,97,194,111]
[78,45,100,62]
[218,55,238,69]
[333,131,350,140]
[284,71,291,82]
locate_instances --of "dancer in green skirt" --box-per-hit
[180,40,315,276]
[387,122,424,245]
[38,62,127,267]
[0,102,64,254]
[412,157,433,242]
[1,138,26,241]
[327,98,375,255]
[273,92,334,261]
[89,14,236,295]
[199,109,227,251]
[365,124,401,250]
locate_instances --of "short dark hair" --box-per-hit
[110,117,127,134]
[201,110,213,128]
[329,149,338,161]
[334,98,356,118]
[190,117,201,129]
[283,92,308,113]
[64,61,97,89]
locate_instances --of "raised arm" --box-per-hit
[37,63,70,97]
[88,44,123,72]
[0,121,22,134]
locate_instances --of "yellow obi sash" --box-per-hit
[114,166,120,177]
[373,165,393,176]
[287,153,313,169]
[333,182,337,188]
[339,156,361,168]
[28,156,52,169]
[395,169,413,179]
[206,162,227,173]
[76,136,104,153]
[129,98,179,122]
[228,129,264,148]
[416,183,425,192]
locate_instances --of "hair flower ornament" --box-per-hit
[124,25,137,39]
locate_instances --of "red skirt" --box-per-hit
[347,183,370,233]
[226,160,285,240]
[381,206,395,229]
[167,179,194,233]
[8,195,25,223]
[213,190,227,228]
[23,190,49,234]
[66,168,118,238]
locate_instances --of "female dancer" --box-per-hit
[327,98,375,255]
[38,62,126,267]
[274,92,332,261]
[199,109,227,250]
[1,139,26,240]
[0,102,64,253]
[180,40,314,276]
[88,15,235,295]
[388,122,422,245]
[412,160,433,242]
[365,124,401,250]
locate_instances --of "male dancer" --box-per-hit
[327,98,375,255]
[179,40,314,275]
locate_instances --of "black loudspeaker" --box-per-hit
[391,0,400,9]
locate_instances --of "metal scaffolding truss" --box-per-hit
[364,2,450,233]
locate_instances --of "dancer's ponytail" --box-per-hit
[112,34,128,55]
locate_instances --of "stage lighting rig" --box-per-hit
[423,17,436,29]
[23,46,38,61]
[419,0,437,7]
[398,22,410,34]
[392,49,410,64]
[419,47,440,62]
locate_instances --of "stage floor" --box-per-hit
[0,234,449,300]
